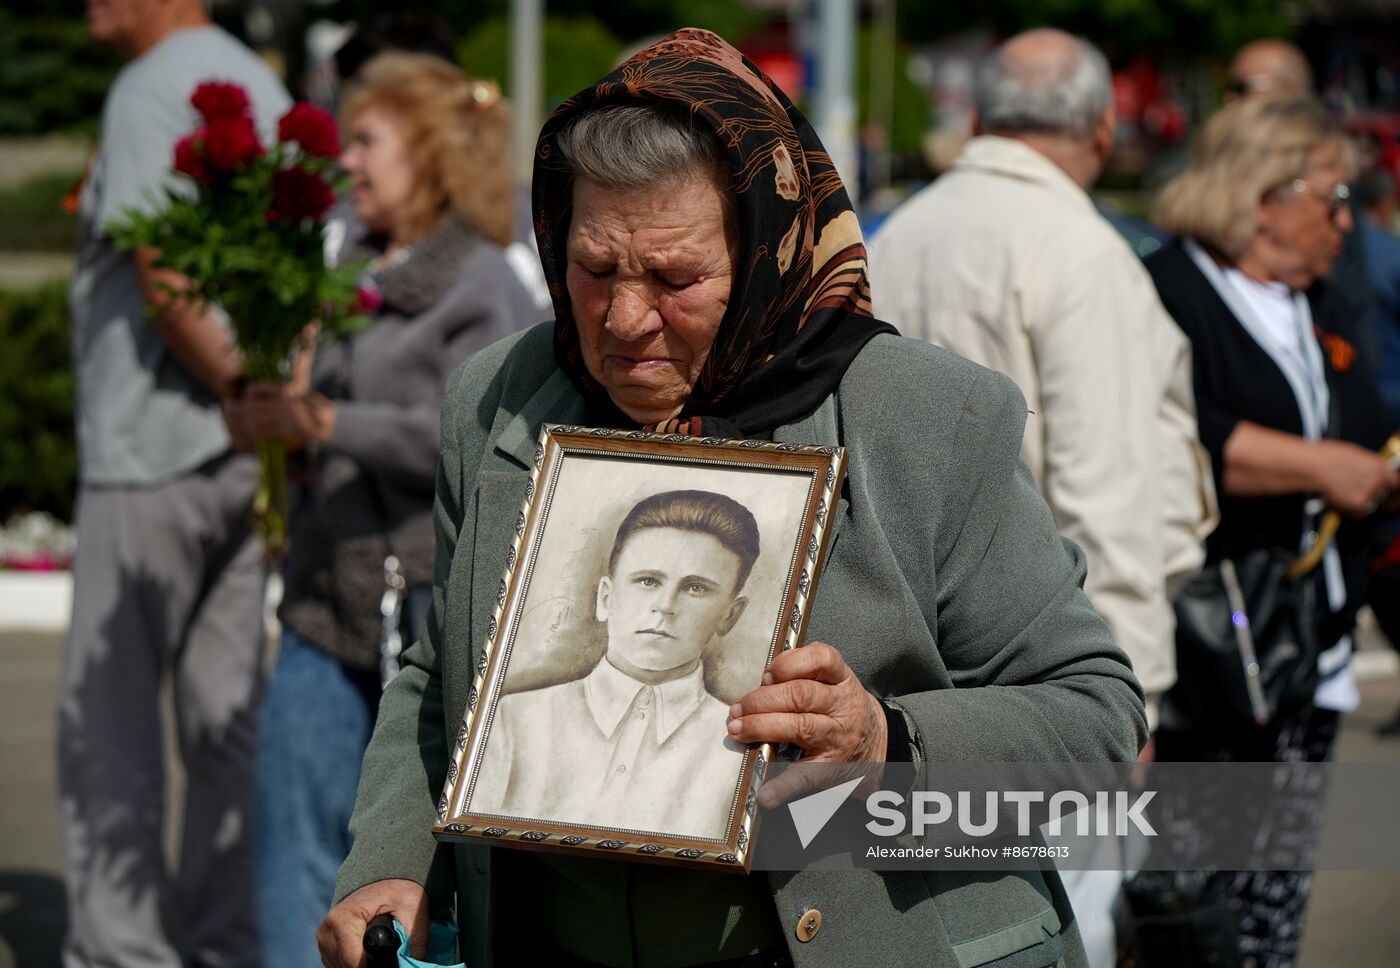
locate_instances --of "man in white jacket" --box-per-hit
[869,29,1217,967]
[871,27,1214,733]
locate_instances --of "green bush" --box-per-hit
[0,173,80,252]
[0,284,76,521]
[458,15,623,107]
[0,12,120,136]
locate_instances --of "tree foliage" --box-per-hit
[326,0,761,47]
[0,10,122,135]
[458,16,624,106]
[898,0,1292,60]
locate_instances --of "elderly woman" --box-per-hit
[1147,96,1398,967]
[319,30,1144,968]
[230,52,543,968]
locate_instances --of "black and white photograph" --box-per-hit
[435,427,845,867]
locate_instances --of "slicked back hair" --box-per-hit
[608,489,760,592]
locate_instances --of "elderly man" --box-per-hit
[472,489,756,838]
[59,1,287,965]
[871,28,1211,732]
[869,33,1215,966]
[1226,38,1313,99]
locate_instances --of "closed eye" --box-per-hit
[659,272,698,289]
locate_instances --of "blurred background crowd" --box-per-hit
[6,2,1400,968]
[7,0,1400,532]
[9,0,1400,535]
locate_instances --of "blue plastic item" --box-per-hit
[376,918,465,968]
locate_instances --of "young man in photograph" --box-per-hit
[472,489,760,838]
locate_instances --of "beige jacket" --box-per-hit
[869,136,1217,726]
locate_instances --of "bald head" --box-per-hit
[1228,40,1314,100]
[972,28,1115,189]
[1001,29,1086,84]
[974,28,1113,139]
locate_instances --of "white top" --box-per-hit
[579,653,713,744]
[1221,266,1331,431]
[470,658,744,839]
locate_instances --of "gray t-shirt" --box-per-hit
[68,26,290,485]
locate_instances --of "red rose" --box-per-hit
[204,115,264,172]
[277,103,341,158]
[173,126,209,183]
[351,285,383,314]
[267,166,336,222]
[191,81,250,121]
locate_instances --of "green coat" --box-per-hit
[335,323,1147,968]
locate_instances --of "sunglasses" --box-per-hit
[1225,74,1276,97]
[1290,178,1351,218]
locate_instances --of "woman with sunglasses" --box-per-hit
[1145,96,1397,968]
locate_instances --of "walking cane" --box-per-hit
[364,913,400,968]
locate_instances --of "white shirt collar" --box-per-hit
[1183,239,1329,441]
[953,135,1093,209]
[1221,266,1305,355]
[583,657,712,744]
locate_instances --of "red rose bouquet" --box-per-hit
[111,81,367,556]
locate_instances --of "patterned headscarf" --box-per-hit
[533,28,895,438]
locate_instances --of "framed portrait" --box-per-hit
[433,425,847,871]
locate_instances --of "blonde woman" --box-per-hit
[1146,96,1396,967]
[229,52,545,968]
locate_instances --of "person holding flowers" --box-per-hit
[220,52,545,968]
[58,1,288,966]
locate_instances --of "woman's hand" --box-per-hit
[726,641,887,808]
[318,878,429,967]
[1315,440,1399,518]
[224,380,336,451]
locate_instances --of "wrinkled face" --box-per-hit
[1255,141,1353,290]
[87,0,157,50]
[597,527,747,680]
[340,105,416,237]
[566,174,736,424]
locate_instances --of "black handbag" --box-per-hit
[1159,548,1322,733]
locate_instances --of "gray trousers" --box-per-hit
[58,453,265,968]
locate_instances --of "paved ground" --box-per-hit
[2,628,1398,967]
[0,136,86,291]
[0,138,90,191]
[0,254,74,291]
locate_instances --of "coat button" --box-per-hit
[795,908,822,942]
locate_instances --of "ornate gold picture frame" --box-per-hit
[433,425,846,872]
